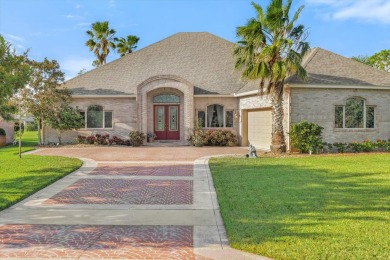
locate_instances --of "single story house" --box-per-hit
[44,32,390,150]
[0,117,14,144]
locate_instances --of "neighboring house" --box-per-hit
[44,32,390,150]
[0,117,14,144]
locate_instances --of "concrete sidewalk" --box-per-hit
[0,147,269,259]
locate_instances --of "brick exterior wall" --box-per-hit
[238,92,290,147]
[194,97,239,136]
[44,97,137,144]
[290,88,390,143]
[137,76,194,141]
[0,118,14,144]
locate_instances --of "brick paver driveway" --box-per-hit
[0,146,266,259]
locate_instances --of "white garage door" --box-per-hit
[247,109,272,151]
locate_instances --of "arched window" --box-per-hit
[207,104,224,128]
[84,105,113,129]
[335,97,375,129]
[153,94,180,103]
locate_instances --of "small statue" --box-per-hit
[246,144,257,158]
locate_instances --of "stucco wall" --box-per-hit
[44,97,137,144]
[194,97,239,136]
[290,88,390,143]
[0,118,14,144]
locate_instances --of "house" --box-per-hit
[0,117,14,144]
[44,32,390,150]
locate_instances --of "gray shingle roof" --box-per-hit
[287,47,390,86]
[66,33,390,96]
[66,32,246,95]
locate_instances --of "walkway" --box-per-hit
[0,146,268,259]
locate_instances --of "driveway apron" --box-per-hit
[0,147,268,259]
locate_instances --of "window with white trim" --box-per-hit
[81,105,113,129]
[335,97,374,129]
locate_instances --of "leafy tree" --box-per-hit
[46,104,84,144]
[27,58,70,145]
[0,34,31,120]
[117,35,139,56]
[85,21,117,66]
[352,50,390,72]
[234,0,309,153]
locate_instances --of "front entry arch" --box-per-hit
[154,105,180,140]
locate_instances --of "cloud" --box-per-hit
[76,4,81,9]
[5,33,24,42]
[306,0,390,23]
[109,0,116,7]
[77,22,91,27]
[61,57,94,80]
[64,14,83,19]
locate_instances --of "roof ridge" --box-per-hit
[301,47,320,69]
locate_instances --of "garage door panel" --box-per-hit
[248,109,272,150]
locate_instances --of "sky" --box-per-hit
[1,0,389,80]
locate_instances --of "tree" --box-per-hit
[117,35,139,56]
[352,50,390,72]
[46,104,84,144]
[85,21,117,66]
[0,34,31,120]
[27,58,70,145]
[234,0,309,153]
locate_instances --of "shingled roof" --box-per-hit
[66,33,390,96]
[66,32,245,95]
[286,47,390,86]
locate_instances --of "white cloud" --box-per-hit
[61,57,94,80]
[64,14,76,19]
[109,0,116,7]
[76,4,81,9]
[306,0,390,23]
[77,22,91,27]
[5,33,24,42]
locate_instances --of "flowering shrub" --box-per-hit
[128,131,145,147]
[77,134,130,146]
[188,128,237,147]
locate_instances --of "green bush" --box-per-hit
[350,142,363,153]
[128,131,145,147]
[333,143,349,153]
[290,121,324,153]
[0,128,5,136]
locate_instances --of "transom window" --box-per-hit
[335,97,374,129]
[153,94,180,103]
[80,105,113,129]
[197,104,234,128]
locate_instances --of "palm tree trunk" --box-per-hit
[270,89,286,153]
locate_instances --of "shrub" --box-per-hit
[128,131,145,147]
[188,120,207,147]
[361,140,374,152]
[350,142,363,153]
[290,121,324,153]
[333,143,349,153]
[85,135,96,144]
[204,129,237,146]
[95,133,109,145]
[76,135,86,144]
[0,128,5,136]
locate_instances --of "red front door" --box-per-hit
[154,105,180,140]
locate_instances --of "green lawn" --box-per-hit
[210,155,390,260]
[0,131,82,211]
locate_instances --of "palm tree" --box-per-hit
[85,21,117,66]
[117,35,140,57]
[234,0,310,153]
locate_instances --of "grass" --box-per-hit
[0,131,82,211]
[209,154,390,260]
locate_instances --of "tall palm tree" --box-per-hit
[117,35,140,57]
[234,0,310,153]
[85,21,117,66]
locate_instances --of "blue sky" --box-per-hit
[1,0,389,79]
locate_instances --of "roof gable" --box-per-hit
[66,32,246,95]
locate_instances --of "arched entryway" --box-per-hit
[136,75,194,142]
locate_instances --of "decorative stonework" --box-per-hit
[0,224,194,259]
[92,163,193,176]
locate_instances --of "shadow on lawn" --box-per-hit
[211,160,390,245]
